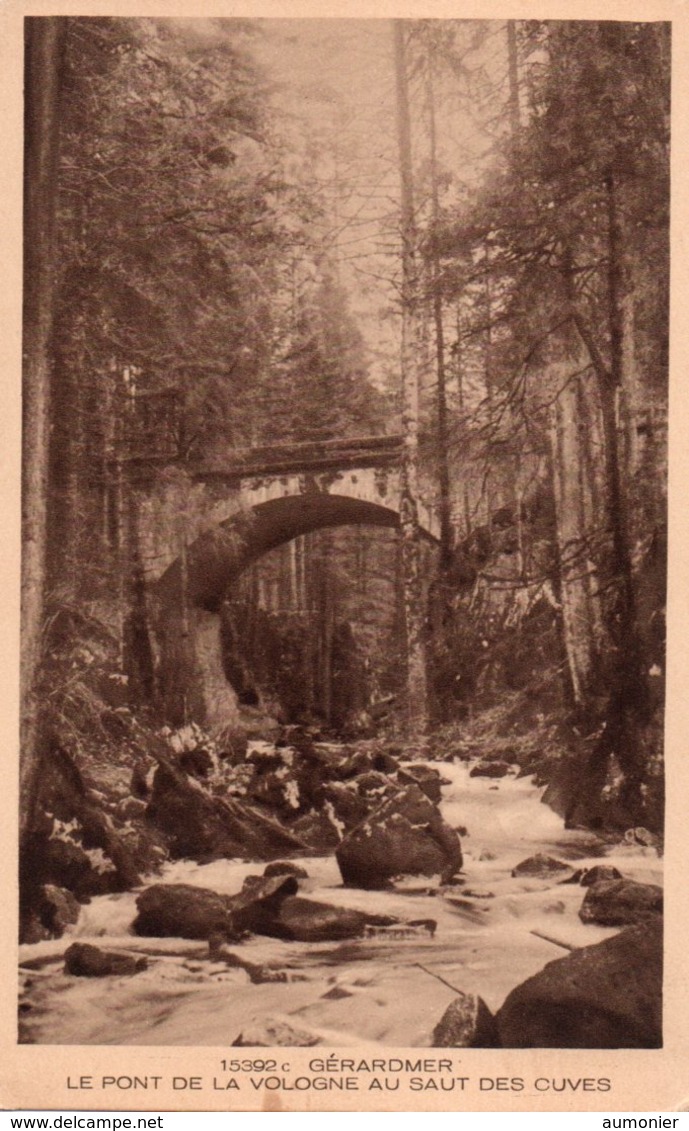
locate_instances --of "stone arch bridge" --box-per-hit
[127,435,439,730]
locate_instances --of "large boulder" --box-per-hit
[246,738,334,817]
[64,943,148,978]
[355,770,395,795]
[336,747,399,780]
[470,760,511,779]
[246,744,303,814]
[432,993,499,1047]
[580,865,624,887]
[39,885,81,938]
[269,896,380,942]
[512,854,575,882]
[226,874,299,934]
[40,838,105,901]
[290,808,343,852]
[20,746,143,932]
[263,861,309,880]
[397,764,443,804]
[328,772,396,812]
[321,782,372,830]
[232,1018,322,1047]
[21,882,82,944]
[496,919,662,1048]
[336,785,462,890]
[133,874,395,945]
[247,766,301,815]
[227,878,393,942]
[146,755,307,861]
[579,879,663,926]
[133,883,237,940]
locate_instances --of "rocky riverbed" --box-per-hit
[18,756,663,1047]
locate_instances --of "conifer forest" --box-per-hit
[20,18,668,1049]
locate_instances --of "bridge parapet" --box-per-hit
[201,433,404,479]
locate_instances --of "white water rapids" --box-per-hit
[19,761,662,1046]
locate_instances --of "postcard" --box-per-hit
[3,0,687,1114]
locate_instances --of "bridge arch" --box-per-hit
[150,492,433,730]
[158,493,403,611]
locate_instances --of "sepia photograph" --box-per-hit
[12,4,679,1106]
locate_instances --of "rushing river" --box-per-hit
[18,760,662,1046]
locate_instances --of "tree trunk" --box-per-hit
[548,369,602,705]
[506,21,521,135]
[318,538,335,726]
[454,305,472,536]
[49,312,84,589]
[596,172,649,805]
[393,19,427,729]
[564,174,650,820]
[427,59,453,570]
[603,171,637,640]
[21,17,67,843]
